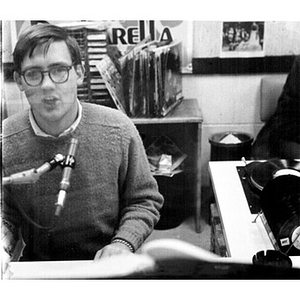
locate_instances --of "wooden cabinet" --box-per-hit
[132,99,203,232]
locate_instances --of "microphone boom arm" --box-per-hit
[2,154,65,185]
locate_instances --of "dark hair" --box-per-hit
[13,23,82,73]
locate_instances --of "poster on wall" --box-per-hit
[3,20,193,73]
[220,21,265,58]
[106,20,193,72]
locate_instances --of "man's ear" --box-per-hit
[13,71,25,91]
[75,65,85,85]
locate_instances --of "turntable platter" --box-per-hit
[249,159,300,191]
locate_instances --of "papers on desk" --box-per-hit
[5,254,155,280]
[5,239,300,279]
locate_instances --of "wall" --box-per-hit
[2,82,29,117]
[182,72,287,187]
[186,20,299,187]
[193,21,300,57]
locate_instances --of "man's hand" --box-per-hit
[94,242,133,260]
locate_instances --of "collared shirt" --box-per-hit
[29,100,82,138]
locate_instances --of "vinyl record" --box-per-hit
[250,159,300,192]
[278,214,300,256]
[259,172,300,256]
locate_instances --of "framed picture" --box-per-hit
[220,21,265,58]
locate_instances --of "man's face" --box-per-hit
[14,41,84,131]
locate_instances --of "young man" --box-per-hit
[2,23,164,262]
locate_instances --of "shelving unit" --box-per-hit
[65,27,114,108]
[132,98,203,232]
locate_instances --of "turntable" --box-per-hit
[237,159,300,213]
[209,159,300,269]
[242,159,300,192]
[238,159,300,256]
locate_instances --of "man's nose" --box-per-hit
[40,73,55,89]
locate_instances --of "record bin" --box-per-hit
[96,40,184,118]
[119,40,183,118]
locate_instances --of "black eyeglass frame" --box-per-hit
[20,65,74,87]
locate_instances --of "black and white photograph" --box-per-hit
[1,2,300,299]
[221,21,265,57]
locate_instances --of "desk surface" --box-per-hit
[209,160,300,268]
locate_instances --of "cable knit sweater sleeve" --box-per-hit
[111,113,164,251]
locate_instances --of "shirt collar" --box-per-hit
[29,99,82,138]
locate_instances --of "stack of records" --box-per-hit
[96,38,183,117]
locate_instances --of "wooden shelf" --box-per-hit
[131,99,203,125]
[133,99,203,233]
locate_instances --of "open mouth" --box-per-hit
[43,97,58,107]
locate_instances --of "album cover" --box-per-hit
[150,40,183,116]
[160,41,183,116]
[94,55,127,114]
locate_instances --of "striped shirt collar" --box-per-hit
[29,99,82,138]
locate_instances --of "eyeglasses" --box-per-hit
[20,65,74,87]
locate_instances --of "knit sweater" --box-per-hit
[2,102,164,261]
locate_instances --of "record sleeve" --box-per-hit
[94,55,127,114]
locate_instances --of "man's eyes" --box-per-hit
[26,70,40,76]
[52,66,66,73]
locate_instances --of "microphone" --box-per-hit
[55,138,79,216]
[2,154,65,185]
